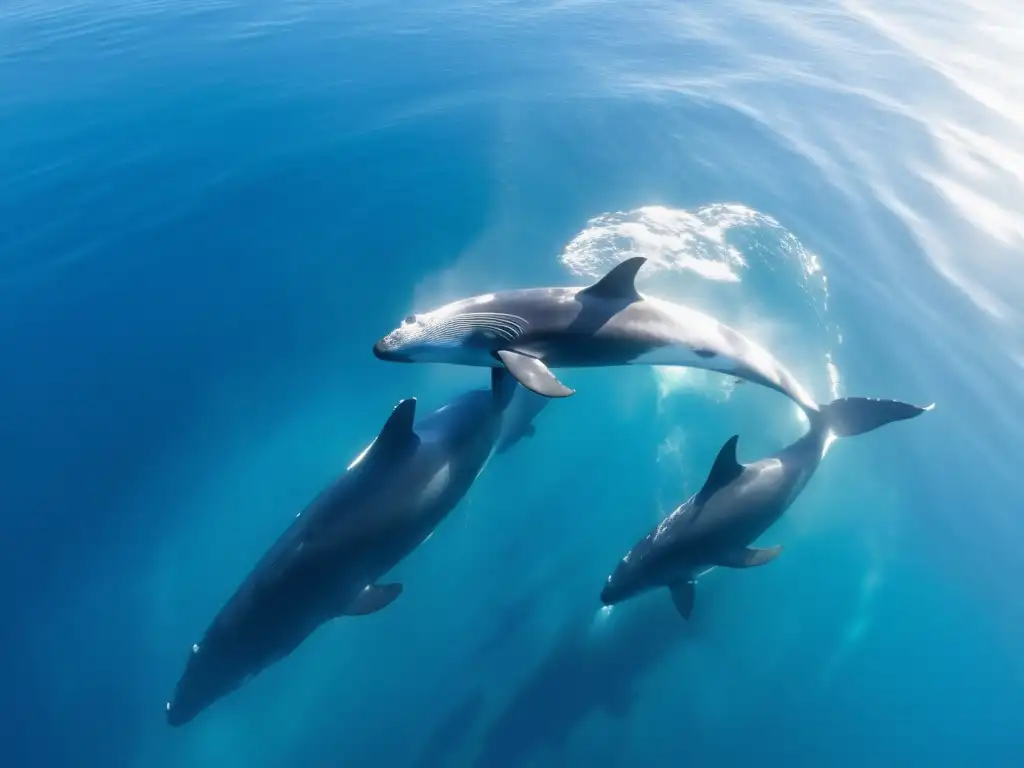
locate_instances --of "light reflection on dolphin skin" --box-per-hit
[374,256,826,412]
[601,398,933,619]
[165,369,521,727]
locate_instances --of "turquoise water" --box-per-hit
[2,1,1023,766]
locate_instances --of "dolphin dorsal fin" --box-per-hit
[578,256,646,302]
[697,435,743,501]
[373,398,420,456]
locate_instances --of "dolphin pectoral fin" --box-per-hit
[668,581,695,620]
[577,256,646,302]
[714,545,783,569]
[496,350,574,398]
[343,583,403,616]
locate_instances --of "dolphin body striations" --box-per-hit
[374,256,823,413]
[165,369,520,727]
[599,396,933,619]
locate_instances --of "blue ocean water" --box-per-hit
[2,1,1023,766]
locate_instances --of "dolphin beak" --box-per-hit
[599,584,614,606]
[373,341,412,362]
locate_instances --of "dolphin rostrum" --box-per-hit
[165,369,520,727]
[374,256,823,412]
[599,396,933,619]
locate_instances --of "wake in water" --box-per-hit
[558,203,842,406]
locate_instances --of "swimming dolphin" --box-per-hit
[165,369,519,727]
[373,256,822,413]
[599,396,933,619]
[495,387,550,454]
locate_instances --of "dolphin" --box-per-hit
[373,256,822,413]
[599,396,933,619]
[495,387,550,454]
[165,369,519,727]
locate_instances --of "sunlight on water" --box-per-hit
[5,2,1024,767]
[605,0,1024,376]
[821,561,885,684]
[559,203,843,406]
[843,0,1024,323]
[562,204,749,283]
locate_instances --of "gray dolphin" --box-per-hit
[165,369,519,727]
[599,396,933,619]
[374,256,822,413]
[495,387,550,454]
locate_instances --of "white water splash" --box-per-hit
[559,203,842,405]
[595,0,1024,381]
[561,204,750,283]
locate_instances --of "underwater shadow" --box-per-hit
[414,689,487,768]
[471,587,545,664]
[411,580,548,767]
[470,592,697,768]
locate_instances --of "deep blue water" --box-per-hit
[2,1,1023,766]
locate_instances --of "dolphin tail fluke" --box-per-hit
[817,397,934,438]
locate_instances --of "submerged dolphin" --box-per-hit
[373,256,821,413]
[495,387,550,454]
[165,369,519,727]
[600,396,933,619]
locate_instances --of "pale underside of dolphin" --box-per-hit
[374,256,821,414]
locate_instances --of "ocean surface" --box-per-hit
[2,1,1023,766]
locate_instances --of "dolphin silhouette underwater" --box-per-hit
[165,369,520,727]
[599,396,934,619]
[374,256,831,413]
[495,386,550,454]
